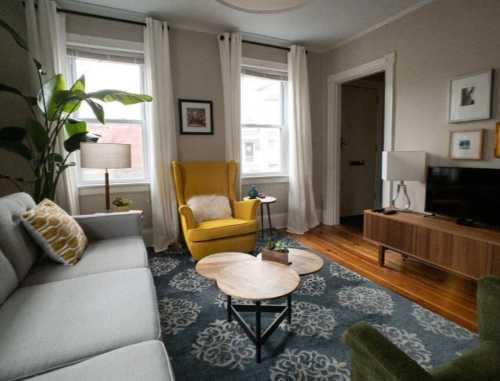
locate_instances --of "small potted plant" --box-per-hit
[261,239,291,265]
[112,197,133,212]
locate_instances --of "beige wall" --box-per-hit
[0,2,35,197]
[321,0,500,212]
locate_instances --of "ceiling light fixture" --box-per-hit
[217,0,307,14]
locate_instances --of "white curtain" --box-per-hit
[287,45,319,234]
[144,18,179,252]
[25,0,80,214]
[218,33,242,192]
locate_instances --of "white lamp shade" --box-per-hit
[80,143,131,169]
[382,151,426,182]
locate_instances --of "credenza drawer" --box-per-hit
[414,227,490,279]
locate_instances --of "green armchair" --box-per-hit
[344,276,500,381]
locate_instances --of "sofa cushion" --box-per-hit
[0,268,160,381]
[0,193,40,281]
[0,249,18,305]
[21,199,88,265]
[26,341,175,381]
[22,236,148,287]
[187,218,258,242]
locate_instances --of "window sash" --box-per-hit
[67,49,150,186]
[241,71,288,177]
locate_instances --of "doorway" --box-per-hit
[339,72,385,232]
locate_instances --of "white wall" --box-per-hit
[320,0,500,212]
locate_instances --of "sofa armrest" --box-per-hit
[178,205,198,230]
[74,211,143,241]
[344,322,433,381]
[478,276,500,343]
[232,199,260,221]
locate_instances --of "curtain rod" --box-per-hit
[219,35,307,54]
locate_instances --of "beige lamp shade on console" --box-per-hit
[382,151,426,211]
[80,143,131,211]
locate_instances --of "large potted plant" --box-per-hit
[0,19,152,202]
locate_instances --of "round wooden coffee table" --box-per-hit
[196,253,300,363]
[195,252,256,280]
[257,248,324,276]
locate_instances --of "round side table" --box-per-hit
[244,196,277,238]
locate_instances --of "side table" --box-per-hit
[244,196,277,238]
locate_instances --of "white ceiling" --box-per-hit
[59,0,433,51]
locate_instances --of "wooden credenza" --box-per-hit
[364,210,500,280]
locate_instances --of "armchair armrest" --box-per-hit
[179,205,198,229]
[73,211,143,241]
[431,341,500,381]
[232,199,260,221]
[344,322,433,381]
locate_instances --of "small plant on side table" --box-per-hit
[112,197,133,212]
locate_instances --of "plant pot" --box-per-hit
[114,205,131,212]
[261,248,290,265]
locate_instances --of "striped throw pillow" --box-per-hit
[21,199,87,265]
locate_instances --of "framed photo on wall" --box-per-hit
[449,69,493,123]
[449,130,484,160]
[179,99,214,135]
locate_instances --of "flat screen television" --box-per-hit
[425,166,500,227]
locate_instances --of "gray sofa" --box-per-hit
[0,193,174,381]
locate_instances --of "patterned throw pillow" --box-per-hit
[21,199,87,265]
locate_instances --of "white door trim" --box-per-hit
[324,52,396,225]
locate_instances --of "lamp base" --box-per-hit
[390,181,411,211]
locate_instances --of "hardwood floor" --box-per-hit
[291,224,478,332]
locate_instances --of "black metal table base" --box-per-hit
[227,294,292,363]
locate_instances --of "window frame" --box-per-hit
[66,37,150,187]
[241,58,289,179]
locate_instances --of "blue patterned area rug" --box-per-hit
[149,233,478,380]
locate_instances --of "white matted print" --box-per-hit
[449,130,484,160]
[449,70,492,123]
[179,99,214,135]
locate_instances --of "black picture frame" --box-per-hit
[178,99,214,135]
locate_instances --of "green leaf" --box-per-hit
[37,74,67,121]
[0,18,28,51]
[62,76,86,113]
[48,153,64,163]
[63,132,99,153]
[86,90,153,105]
[26,119,49,151]
[85,99,104,123]
[0,141,32,160]
[0,126,26,141]
[65,119,88,137]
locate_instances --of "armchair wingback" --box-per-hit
[171,161,259,260]
[344,276,500,381]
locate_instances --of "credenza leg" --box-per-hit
[378,245,386,266]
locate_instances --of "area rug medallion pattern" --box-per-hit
[149,234,478,380]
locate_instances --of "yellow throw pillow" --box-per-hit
[21,199,87,265]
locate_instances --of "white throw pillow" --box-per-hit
[187,195,232,224]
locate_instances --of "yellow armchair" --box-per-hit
[171,160,259,260]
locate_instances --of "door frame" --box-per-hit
[324,52,396,225]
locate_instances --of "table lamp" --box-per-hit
[382,151,426,211]
[80,143,131,212]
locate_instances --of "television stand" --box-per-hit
[364,209,500,280]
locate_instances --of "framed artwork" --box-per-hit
[496,122,500,158]
[449,130,484,160]
[449,69,493,123]
[178,99,214,135]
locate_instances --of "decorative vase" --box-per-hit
[114,205,131,212]
[248,185,259,199]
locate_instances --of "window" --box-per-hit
[241,62,288,177]
[68,48,148,185]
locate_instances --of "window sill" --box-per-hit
[241,176,289,185]
[79,182,150,196]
